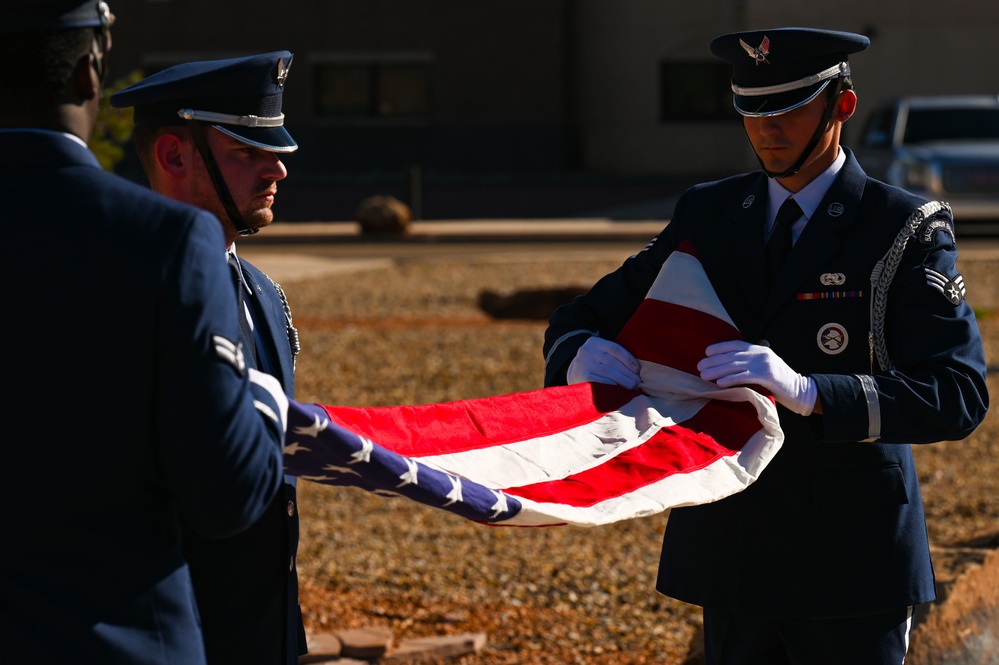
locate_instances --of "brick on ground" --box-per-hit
[300,627,486,663]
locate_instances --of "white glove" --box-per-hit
[567,336,641,390]
[697,340,817,416]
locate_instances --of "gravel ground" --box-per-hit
[278,250,999,664]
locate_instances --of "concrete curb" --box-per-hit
[242,219,668,246]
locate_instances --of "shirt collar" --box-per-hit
[226,244,251,293]
[767,147,847,223]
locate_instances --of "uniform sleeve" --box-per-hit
[155,212,285,539]
[813,219,989,444]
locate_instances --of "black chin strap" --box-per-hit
[751,78,845,180]
[185,120,258,236]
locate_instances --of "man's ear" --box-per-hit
[71,53,99,102]
[836,89,857,123]
[154,133,191,178]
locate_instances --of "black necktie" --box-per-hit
[766,198,802,287]
[227,253,260,366]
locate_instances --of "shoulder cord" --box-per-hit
[868,200,951,371]
[267,276,301,371]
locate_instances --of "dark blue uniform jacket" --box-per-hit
[544,149,989,617]
[182,256,305,665]
[0,130,286,663]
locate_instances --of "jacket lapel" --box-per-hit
[240,266,295,393]
[700,177,770,335]
[759,150,868,329]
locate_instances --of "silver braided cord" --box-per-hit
[268,276,301,371]
[869,200,952,371]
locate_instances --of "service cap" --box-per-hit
[710,27,869,117]
[0,0,113,34]
[110,50,297,153]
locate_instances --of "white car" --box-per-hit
[855,95,999,228]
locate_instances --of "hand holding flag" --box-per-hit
[284,241,783,527]
[567,336,642,389]
[698,341,818,416]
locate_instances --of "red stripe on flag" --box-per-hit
[503,398,764,507]
[615,299,742,376]
[675,239,699,259]
[321,383,641,457]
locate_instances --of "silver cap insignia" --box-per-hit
[276,56,293,87]
[739,36,770,65]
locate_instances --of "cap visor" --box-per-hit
[213,125,298,153]
[734,80,829,117]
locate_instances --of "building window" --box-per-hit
[313,55,431,121]
[659,61,738,122]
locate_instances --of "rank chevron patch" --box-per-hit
[925,266,966,305]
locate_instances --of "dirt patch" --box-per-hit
[908,544,999,665]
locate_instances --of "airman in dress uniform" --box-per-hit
[112,53,305,665]
[0,4,289,664]
[543,27,989,665]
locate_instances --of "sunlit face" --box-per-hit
[742,91,847,192]
[189,129,289,239]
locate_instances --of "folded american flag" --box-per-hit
[283,242,782,527]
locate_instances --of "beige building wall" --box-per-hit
[574,0,999,177]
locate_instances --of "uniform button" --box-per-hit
[289,555,295,571]
[287,500,295,517]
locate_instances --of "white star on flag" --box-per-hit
[350,438,373,464]
[444,475,463,506]
[489,490,510,519]
[323,463,361,477]
[397,458,419,487]
[294,414,328,438]
[283,441,310,456]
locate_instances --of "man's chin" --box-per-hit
[243,209,275,231]
[757,152,793,173]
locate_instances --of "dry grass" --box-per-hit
[272,249,999,664]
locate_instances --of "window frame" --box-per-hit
[311,51,434,127]
[659,60,739,123]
